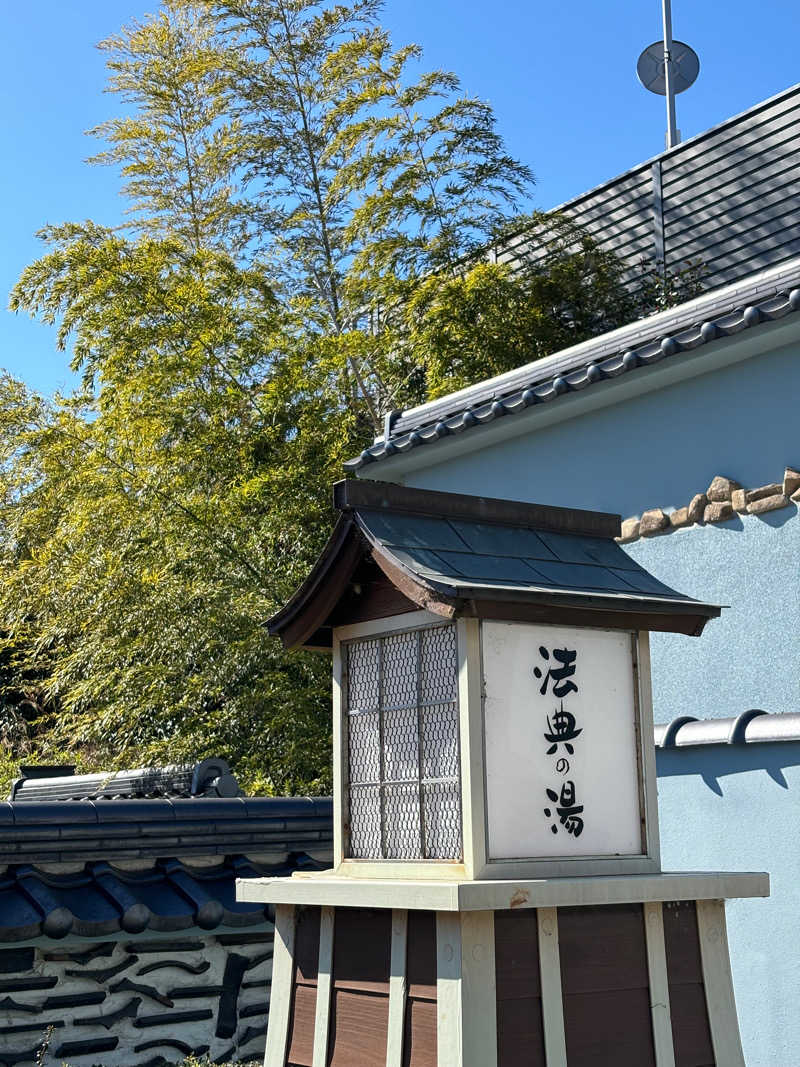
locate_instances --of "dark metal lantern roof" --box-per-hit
[268,480,720,649]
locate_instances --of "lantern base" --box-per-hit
[238,871,767,1066]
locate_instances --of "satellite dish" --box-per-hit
[637,40,700,95]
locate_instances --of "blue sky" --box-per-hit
[2,0,799,393]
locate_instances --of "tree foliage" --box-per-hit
[7,235,355,791]
[2,0,701,794]
[91,4,242,251]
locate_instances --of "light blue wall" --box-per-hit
[402,341,800,520]
[401,342,800,722]
[626,513,800,722]
[657,744,800,1067]
[397,337,800,1055]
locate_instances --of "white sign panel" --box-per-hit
[483,621,642,860]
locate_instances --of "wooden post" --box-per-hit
[437,912,463,1063]
[312,906,335,1067]
[460,911,497,1067]
[537,907,567,1067]
[644,901,676,1067]
[264,903,296,1067]
[457,618,488,880]
[697,899,746,1067]
[386,909,409,1067]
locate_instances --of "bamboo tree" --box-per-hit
[327,33,533,302]
[90,0,243,252]
[4,0,664,796]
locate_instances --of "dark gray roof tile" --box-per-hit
[346,258,800,472]
[357,509,470,551]
[0,855,329,942]
[433,550,544,584]
[363,510,694,603]
[448,520,557,559]
[0,796,333,865]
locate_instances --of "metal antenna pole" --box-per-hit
[662,0,679,147]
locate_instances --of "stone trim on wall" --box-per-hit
[618,468,800,544]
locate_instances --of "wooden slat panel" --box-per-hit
[559,904,655,1067]
[668,985,716,1067]
[406,911,437,1001]
[494,910,549,1067]
[403,996,437,1067]
[286,907,321,1067]
[327,988,390,1067]
[663,901,704,985]
[494,910,542,1001]
[332,908,391,994]
[558,904,649,994]
[295,907,322,986]
[562,987,657,1065]
[402,910,437,1067]
[287,983,318,1067]
[662,900,714,1067]
[496,997,546,1067]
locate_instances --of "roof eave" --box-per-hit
[266,515,364,650]
[345,261,800,475]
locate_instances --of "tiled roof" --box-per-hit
[354,505,698,603]
[9,759,240,802]
[0,854,324,941]
[655,710,800,748]
[345,257,800,472]
[0,796,333,864]
[268,480,720,648]
[0,792,333,942]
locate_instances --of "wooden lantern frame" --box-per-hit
[332,610,661,881]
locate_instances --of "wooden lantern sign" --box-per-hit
[239,481,768,1067]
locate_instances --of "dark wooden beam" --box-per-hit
[370,545,458,620]
[463,599,711,637]
[334,479,621,538]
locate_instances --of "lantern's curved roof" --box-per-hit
[268,480,721,649]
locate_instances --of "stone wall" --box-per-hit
[0,932,272,1066]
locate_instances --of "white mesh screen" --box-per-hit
[344,623,462,861]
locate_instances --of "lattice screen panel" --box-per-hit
[344,623,462,860]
